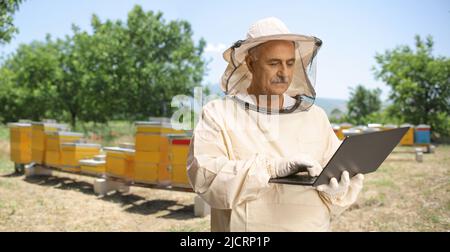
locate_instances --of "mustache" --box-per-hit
[271,76,290,84]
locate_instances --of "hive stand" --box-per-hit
[24,164,53,177]
[415,148,423,162]
[93,177,130,196]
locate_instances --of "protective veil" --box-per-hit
[222,17,322,113]
[187,17,362,231]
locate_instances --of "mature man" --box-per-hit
[187,17,364,231]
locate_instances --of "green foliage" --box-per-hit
[0,38,60,122]
[345,85,382,125]
[0,5,206,127]
[374,35,450,139]
[0,0,23,44]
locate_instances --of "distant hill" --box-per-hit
[315,97,347,116]
[202,84,347,116]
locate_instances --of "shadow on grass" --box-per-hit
[1,171,24,178]
[23,174,198,220]
[25,175,95,196]
[124,199,197,220]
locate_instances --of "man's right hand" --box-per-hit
[269,154,322,178]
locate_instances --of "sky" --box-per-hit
[1,0,449,100]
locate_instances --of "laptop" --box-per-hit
[269,127,410,187]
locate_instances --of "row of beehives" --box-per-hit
[8,120,192,188]
[332,123,431,146]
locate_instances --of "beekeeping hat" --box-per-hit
[221,17,322,113]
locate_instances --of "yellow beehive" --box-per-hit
[8,122,32,164]
[133,151,170,184]
[134,162,159,184]
[400,123,414,146]
[339,123,353,130]
[105,147,135,180]
[135,133,169,152]
[60,143,101,172]
[80,159,106,175]
[342,128,362,138]
[169,136,191,188]
[44,131,83,167]
[134,121,182,185]
[31,122,68,164]
[332,124,345,140]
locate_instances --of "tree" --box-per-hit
[0,5,207,128]
[0,37,61,122]
[0,0,24,44]
[346,85,382,125]
[374,35,450,139]
[122,6,206,119]
[330,108,344,123]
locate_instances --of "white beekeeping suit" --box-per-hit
[187,17,364,232]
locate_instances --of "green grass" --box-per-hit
[0,156,13,175]
[0,124,9,141]
[369,178,398,189]
[363,193,386,207]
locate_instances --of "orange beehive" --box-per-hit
[400,123,414,146]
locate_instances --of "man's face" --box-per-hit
[246,40,296,95]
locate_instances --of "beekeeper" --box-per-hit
[187,17,364,231]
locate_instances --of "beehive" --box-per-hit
[414,124,431,144]
[31,122,68,164]
[133,150,170,184]
[168,136,191,188]
[133,121,183,185]
[8,122,32,164]
[339,123,353,130]
[332,124,344,140]
[60,143,101,172]
[44,131,83,167]
[368,123,383,130]
[105,147,135,180]
[80,158,106,175]
[400,123,414,146]
[342,128,362,138]
[365,128,381,134]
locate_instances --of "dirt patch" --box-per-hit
[0,140,449,231]
[331,145,450,231]
[0,170,209,231]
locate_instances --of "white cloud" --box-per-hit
[204,43,227,53]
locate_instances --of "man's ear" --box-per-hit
[245,54,254,73]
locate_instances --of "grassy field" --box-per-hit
[0,123,449,231]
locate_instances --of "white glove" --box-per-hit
[268,154,322,179]
[316,171,364,206]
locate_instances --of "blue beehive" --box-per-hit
[414,124,431,144]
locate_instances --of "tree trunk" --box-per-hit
[70,111,77,130]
